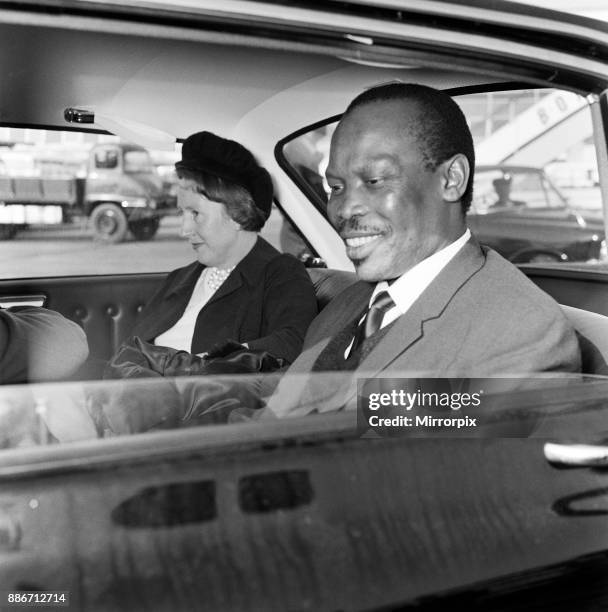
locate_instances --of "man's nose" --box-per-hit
[330,185,367,222]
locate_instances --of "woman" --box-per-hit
[129,130,318,365]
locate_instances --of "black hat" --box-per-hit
[176,131,273,218]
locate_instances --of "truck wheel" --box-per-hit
[129,217,160,241]
[90,203,128,243]
[0,225,17,240]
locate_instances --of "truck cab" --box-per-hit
[85,142,168,242]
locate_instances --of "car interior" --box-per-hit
[0,12,606,375]
[0,7,605,374]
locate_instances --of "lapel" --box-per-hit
[334,282,374,328]
[271,281,371,416]
[314,281,373,343]
[269,239,488,418]
[193,236,275,316]
[299,280,373,364]
[167,262,204,298]
[358,237,486,377]
[204,267,243,308]
[145,261,203,340]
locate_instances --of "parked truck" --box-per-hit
[0,142,175,242]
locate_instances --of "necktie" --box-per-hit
[350,291,395,354]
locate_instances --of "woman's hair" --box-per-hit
[177,166,267,231]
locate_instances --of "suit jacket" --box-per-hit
[132,237,318,364]
[265,238,581,417]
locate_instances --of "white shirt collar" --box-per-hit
[370,228,471,319]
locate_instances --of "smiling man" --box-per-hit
[265,83,581,417]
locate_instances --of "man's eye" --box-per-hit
[328,184,343,194]
[366,177,384,186]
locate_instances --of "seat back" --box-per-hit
[560,304,608,375]
[307,268,358,311]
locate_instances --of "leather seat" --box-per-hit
[307,268,358,311]
[560,304,608,375]
[61,268,607,376]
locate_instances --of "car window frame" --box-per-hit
[275,82,555,219]
[275,82,608,272]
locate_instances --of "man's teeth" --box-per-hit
[345,235,381,247]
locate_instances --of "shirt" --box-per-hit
[154,268,215,351]
[345,229,471,357]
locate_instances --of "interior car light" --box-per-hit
[64,108,95,124]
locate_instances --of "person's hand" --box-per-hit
[205,339,247,359]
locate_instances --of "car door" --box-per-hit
[1,375,607,611]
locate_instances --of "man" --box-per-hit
[491,175,525,208]
[264,83,580,418]
[0,306,89,384]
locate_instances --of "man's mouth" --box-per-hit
[343,233,383,259]
[344,235,382,248]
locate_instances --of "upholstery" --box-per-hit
[2,274,165,360]
[560,304,608,375]
[307,268,357,311]
[4,270,606,376]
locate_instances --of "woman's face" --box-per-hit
[177,177,242,268]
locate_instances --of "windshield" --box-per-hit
[124,150,155,174]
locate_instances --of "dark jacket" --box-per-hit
[132,237,318,364]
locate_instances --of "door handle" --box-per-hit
[0,295,46,308]
[544,442,608,467]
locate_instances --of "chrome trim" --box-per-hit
[544,441,608,466]
[0,295,46,308]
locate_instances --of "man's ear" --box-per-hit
[440,154,470,203]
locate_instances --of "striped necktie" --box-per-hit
[350,290,395,354]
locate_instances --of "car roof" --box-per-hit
[1,0,607,143]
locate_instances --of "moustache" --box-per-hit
[333,215,384,236]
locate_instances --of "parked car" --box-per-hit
[0,1,607,611]
[0,141,172,242]
[468,165,607,263]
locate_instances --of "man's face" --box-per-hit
[325,99,455,281]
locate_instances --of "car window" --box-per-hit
[280,87,607,267]
[1,372,605,450]
[94,147,119,170]
[123,150,154,174]
[472,168,568,213]
[0,127,300,278]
